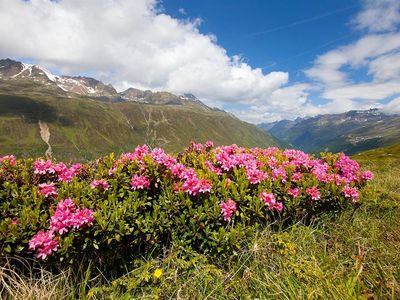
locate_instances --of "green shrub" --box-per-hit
[0,142,373,274]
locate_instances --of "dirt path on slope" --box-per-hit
[38,120,52,159]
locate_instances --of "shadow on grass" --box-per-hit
[0,95,71,126]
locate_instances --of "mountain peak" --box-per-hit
[0,58,210,107]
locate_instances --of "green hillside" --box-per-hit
[0,91,280,161]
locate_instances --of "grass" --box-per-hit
[1,144,399,299]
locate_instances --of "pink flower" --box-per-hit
[260,192,283,212]
[361,170,374,181]
[306,187,320,200]
[246,167,267,184]
[191,142,203,152]
[169,163,187,177]
[334,153,360,184]
[53,162,67,173]
[151,148,176,168]
[0,155,16,166]
[58,169,75,182]
[70,163,82,173]
[272,167,287,183]
[220,199,237,221]
[181,177,211,195]
[38,182,58,197]
[34,159,55,175]
[131,175,151,190]
[50,198,94,234]
[108,166,117,175]
[204,160,223,175]
[29,230,59,260]
[133,144,149,161]
[288,188,300,198]
[71,208,95,228]
[291,172,303,182]
[205,140,214,149]
[267,156,277,168]
[177,167,212,196]
[11,218,17,225]
[343,186,359,202]
[90,179,109,191]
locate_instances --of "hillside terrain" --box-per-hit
[0,59,280,160]
[259,109,400,154]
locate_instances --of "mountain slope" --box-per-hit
[259,109,400,155]
[0,59,281,161]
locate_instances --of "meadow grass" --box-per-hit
[1,144,399,299]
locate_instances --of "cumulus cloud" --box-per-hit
[0,0,398,124]
[306,33,400,86]
[229,83,315,123]
[353,0,400,33]
[305,33,400,115]
[0,0,311,123]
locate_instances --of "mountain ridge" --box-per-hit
[258,109,400,154]
[0,58,213,107]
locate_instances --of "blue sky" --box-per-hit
[0,0,400,122]
[163,1,359,73]
[162,0,366,106]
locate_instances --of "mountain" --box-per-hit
[259,109,400,155]
[0,58,117,97]
[0,58,281,161]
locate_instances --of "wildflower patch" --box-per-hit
[0,142,373,266]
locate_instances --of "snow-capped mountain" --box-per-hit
[0,58,210,106]
[0,58,117,97]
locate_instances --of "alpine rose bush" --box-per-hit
[0,142,373,268]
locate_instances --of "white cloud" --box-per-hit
[0,0,298,122]
[0,0,398,124]
[306,33,400,85]
[228,83,315,123]
[382,97,400,113]
[305,32,400,115]
[354,0,400,33]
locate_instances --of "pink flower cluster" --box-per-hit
[343,186,359,202]
[131,175,151,191]
[34,159,55,175]
[110,144,213,197]
[29,231,59,260]
[0,155,16,166]
[33,159,81,183]
[90,179,109,191]
[260,192,283,212]
[29,198,94,259]
[288,188,300,198]
[108,145,150,175]
[246,166,268,184]
[151,148,176,168]
[306,187,321,200]
[362,170,374,181]
[334,153,361,184]
[50,198,94,234]
[191,142,204,152]
[38,182,58,198]
[173,168,212,196]
[220,199,237,221]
